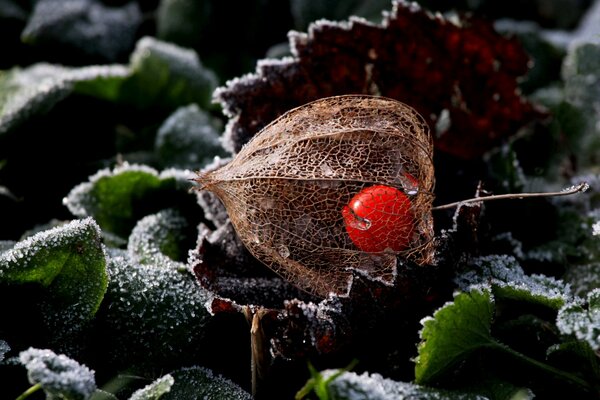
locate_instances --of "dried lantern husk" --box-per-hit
[195,95,435,297]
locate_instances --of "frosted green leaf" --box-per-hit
[0,63,128,134]
[19,347,97,400]
[99,256,211,366]
[128,209,190,267]
[320,371,488,400]
[556,289,600,351]
[0,339,9,362]
[155,104,226,169]
[64,164,196,238]
[129,374,174,400]
[563,263,600,298]
[21,0,141,62]
[456,255,572,309]
[0,37,216,137]
[415,288,496,384]
[119,37,218,110]
[161,366,251,400]
[0,218,107,331]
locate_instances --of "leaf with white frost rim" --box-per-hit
[557,288,600,351]
[129,374,174,400]
[19,347,97,400]
[64,164,195,238]
[0,218,107,328]
[323,370,488,400]
[415,288,496,384]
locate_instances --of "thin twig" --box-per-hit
[432,182,589,211]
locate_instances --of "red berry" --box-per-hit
[342,185,415,253]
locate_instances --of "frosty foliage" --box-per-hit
[0,218,107,353]
[556,288,600,351]
[19,348,96,400]
[196,95,435,297]
[455,255,572,308]
[22,0,142,62]
[129,374,174,400]
[0,63,128,133]
[127,209,189,267]
[161,366,252,400]
[63,163,195,238]
[563,263,600,298]
[0,340,9,362]
[324,371,488,400]
[129,37,218,109]
[101,255,211,365]
[155,104,226,169]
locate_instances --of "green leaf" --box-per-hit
[64,165,196,238]
[556,289,600,351]
[456,255,572,310]
[155,104,226,170]
[161,366,252,400]
[547,340,600,384]
[21,0,142,63]
[322,370,489,400]
[0,218,107,329]
[415,288,496,385]
[97,255,212,367]
[129,375,174,400]
[563,263,600,298]
[0,63,128,134]
[0,36,217,137]
[19,348,97,400]
[127,209,191,266]
[117,37,218,111]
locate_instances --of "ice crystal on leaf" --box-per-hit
[19,347,96,400]
[557,289,600,351]
[0,340,9,362]
[64,164,196,238]
[21,0,142,63]
[160,366,252,400]
[455,254,572,309]
[321,370,488,400]
[127,209,190,267]
[129,374,174,400]
[155,104,226,169]
[0,218,107,343]
[98,255,211,366]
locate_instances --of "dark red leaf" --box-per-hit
[216,1,541,159]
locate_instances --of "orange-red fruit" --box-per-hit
[342,185,414,253]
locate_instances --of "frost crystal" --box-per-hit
[19,348,96,400]
[162,366,252,399]
[324,371,487,400]
[556,289,600,351]
[0,340,10,362]
[127,209,189,267]
[129,374,174,400]
[592,221,600,236]
[102,256,212,365]
[456,255,572,308]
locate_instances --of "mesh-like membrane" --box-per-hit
[196,95,435,297]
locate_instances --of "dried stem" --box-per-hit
[432,182,589,211]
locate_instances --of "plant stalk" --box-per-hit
[432,182,588,211]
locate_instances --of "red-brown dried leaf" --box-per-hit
[215,0,540,159]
